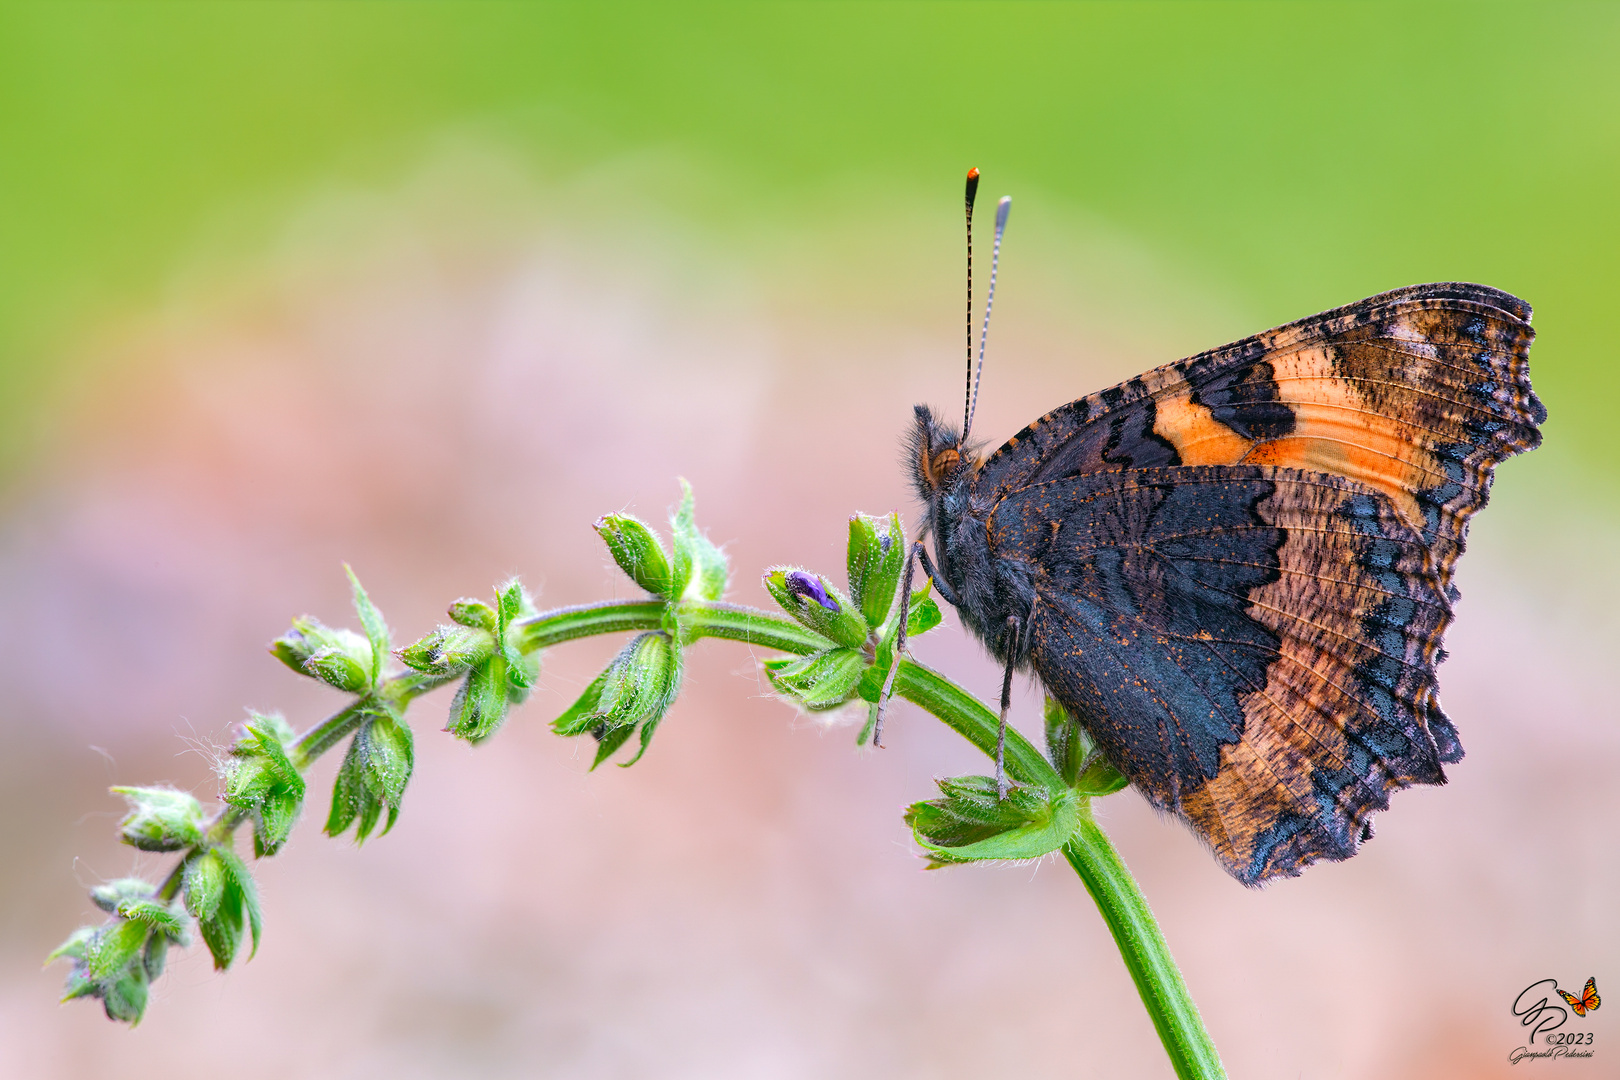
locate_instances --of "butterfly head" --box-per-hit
[909,404,981,503]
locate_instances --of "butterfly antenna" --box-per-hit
[962,167,980,439]
[964,195,1011,443]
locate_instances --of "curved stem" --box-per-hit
[1064,820,1226,1080]
[135,593,1222,1077]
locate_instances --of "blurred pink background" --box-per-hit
[1,147,1613,1078]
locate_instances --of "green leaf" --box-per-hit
[905,776,1082,866]
[346,565,390,688]
[110,786,204,852]
[847,512,905,628]
[597,513,676,599]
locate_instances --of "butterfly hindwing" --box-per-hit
[974,283,1543,612]
[988,465,1455,884]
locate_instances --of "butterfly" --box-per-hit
[901,170,1544,885]
[1559,978,1601,1017]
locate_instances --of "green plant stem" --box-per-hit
[1064,823,1226,1080]
[139,595,1222,1077]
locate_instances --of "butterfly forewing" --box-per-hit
[974,283,1543,603]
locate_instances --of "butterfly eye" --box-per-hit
[929,448,962,485]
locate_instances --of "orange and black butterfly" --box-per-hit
[1559,978,1601,1017]
[905,170,1543,885]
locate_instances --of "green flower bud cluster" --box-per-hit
[181,845,262,970]
[223,713,306,856]
[48,877,190,1024]
[762,512,941,739]
[273,566,420,840]
[550,481,725,768]
[900,696,1127,867]
[399,579,538,745]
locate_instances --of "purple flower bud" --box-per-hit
[784,570,838,611]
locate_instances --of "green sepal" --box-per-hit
[553,670,609,738]
[446,656,509,743]
[1043,695,1128,795]
[904,587,942,638]
[595,513,675,599]
[183,849,227,921]
[554,631,680,739]
[847,512,905,628]
[200,846,262,967]
[110,786,203,852]
[669,480,728,603]
[345,565,390,687]
[589,719,637,770]
[270,617,373,692]
[193,846,260,970]
[398,623,495,675]
[496,579,539,697]
[448,598,498,631]
[47,926,96,965]
[554,633,681,767]
[225,713,307,857]
[327,711,414,840]
[905,775,1083,866]
[763,568,869,649]
[90,878,157,915]
[99,968,149,1025]
[763,647,866,710]
[114,898,188,941]
[84,918,148,981]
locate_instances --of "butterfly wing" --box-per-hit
[989,465,1457,884]
[975,282,1542,615]
[1559,986,1588,1016]
[1582,977,1600,1014]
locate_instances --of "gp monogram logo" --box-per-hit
[1510,977,1601,1064]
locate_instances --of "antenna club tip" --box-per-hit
[966,167,979,180]
[995,196,1011,227]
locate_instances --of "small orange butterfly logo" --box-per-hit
[1557,977,1601,1017]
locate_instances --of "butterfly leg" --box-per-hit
[872,540,927,749]
[995,615,1021,799]
[914,541,962,608]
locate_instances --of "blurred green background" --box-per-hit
[3,2,1615,482]
[2,5,1614,1080]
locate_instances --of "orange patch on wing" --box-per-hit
[1153,345,1448,535]
[1151,390,1254,465]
